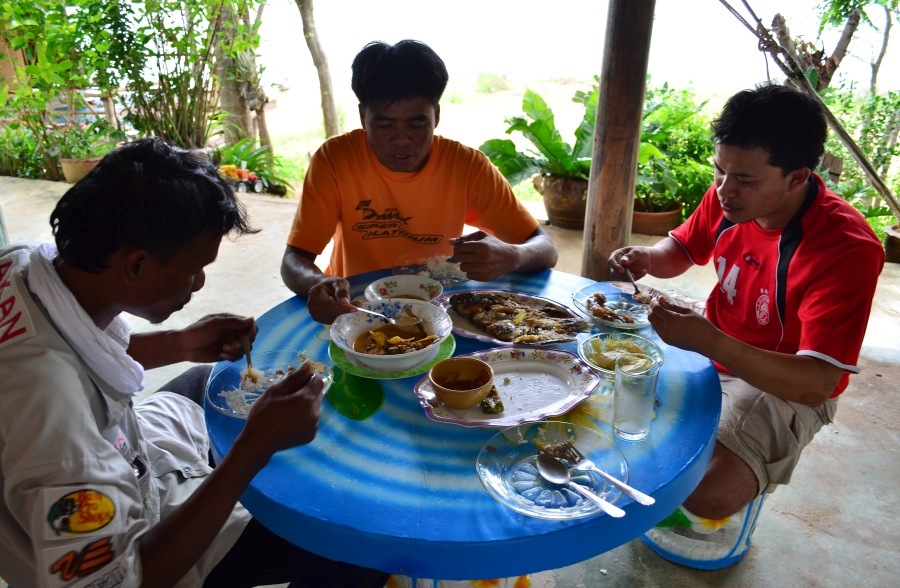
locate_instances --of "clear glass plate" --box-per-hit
[476,421,629,520]
[207,350,333,419]
[571,283,654,330]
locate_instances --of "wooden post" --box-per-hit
[581,0,657,280]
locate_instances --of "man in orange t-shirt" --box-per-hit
[281,40,558,324]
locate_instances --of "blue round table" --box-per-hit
[205,269,721,579]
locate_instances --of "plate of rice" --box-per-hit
[391,246,468,286]
[206,350,333,419]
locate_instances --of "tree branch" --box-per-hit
[870,4,892,93]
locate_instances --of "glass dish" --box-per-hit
[577,332,664,380]
[476,421,629,519]
[571,283,655,329]
[206,350,333,419]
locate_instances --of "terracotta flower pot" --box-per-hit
[60,157,103,184]
[632,205,683,236]
[533,174,588,230]
[885,224,900,264]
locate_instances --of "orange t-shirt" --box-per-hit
[286,130,539,277]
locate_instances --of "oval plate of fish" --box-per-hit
[436,290,591,346]
[571,283,663,330]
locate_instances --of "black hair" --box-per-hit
[50,137,258,273]
[351,39,449,110]
[712,83,827,174]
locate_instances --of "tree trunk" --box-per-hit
[255,106,272,149]
[295,0,340,138]
[582,0,656,280]
[217,3,252,145]
[870,5,892,93]
[772,10,859,91]
[824,8,861,89]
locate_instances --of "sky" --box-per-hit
[257,0,900,104]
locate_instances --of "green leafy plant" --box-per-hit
[0,0,124,179]
[634,83,714,216]
[480,79,714,220]
[118,0,267,149]
[824,173,895,240]
[819,82,899,237]
[0,124,45,178]
[478,79,598,186]
[47,120,122,160]
[212,138,297,196]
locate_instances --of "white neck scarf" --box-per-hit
[27,243,145,395]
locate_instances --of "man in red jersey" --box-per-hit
[610,83,884,569]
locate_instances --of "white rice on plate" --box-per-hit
[219,360,327,415]
[419,255,467,283]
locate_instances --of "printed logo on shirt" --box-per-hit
[351,200,443,243]
[0,258,37,347]
[45,536,119,586]
[755,289,771,326]
[743,253,761,270]
[43,486,119,539]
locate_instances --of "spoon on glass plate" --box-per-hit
[536,454,625,518]
[354,306,422,328]
[624,268,654,304]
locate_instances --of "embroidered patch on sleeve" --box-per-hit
[0,259,36,347]
[43,536,124,588]
[42,486,122,541]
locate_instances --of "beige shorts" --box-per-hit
[716,373,838,494]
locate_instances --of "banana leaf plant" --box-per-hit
[479,80,599,186]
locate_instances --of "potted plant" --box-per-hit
[479,81,598,230]
[481,80,714,232]
[632,84,713,234]
[50,120,121,183]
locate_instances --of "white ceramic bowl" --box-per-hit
[577,332,664,380]
[330,300,453,372]
[364,275,444,303]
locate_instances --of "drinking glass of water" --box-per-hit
[613,352,661,441]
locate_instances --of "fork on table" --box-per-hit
[560,440,656,506]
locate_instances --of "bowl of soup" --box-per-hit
[364,275,444,303]
[329,300,453,372]
[428,357,494,409]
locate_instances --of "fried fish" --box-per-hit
[449,291,589,344]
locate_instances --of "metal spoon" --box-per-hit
[241,334,254,372]
[354,306,422,327]
[624,267,642,297]
[536,454,625,518]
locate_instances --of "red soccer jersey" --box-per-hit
[670,174,884,396]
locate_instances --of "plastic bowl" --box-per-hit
[428,357,494,409]
[577,332,664,379]
[329,300,453,372]
[391,245,468,285]
[206,350,333,419]
[364,274,444,303]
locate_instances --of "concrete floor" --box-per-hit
[1,176,898,587]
